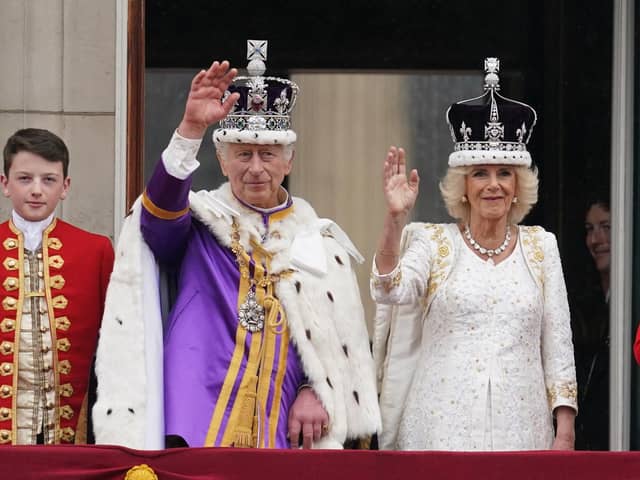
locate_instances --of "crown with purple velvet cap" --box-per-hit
[213,40,299,146]
[446,57,537,168]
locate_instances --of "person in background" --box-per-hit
[571,196,610,450]
[0,128,114,445]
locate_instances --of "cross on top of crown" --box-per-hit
[247,40,268,62]
[483,57,501,91]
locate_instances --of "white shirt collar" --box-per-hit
[11,211,55,252]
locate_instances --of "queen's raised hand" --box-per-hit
[383,146,420,218]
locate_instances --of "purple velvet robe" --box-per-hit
[140,161,304,448]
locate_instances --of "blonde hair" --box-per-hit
[439,165,539,224]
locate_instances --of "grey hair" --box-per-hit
[439,165,539,224]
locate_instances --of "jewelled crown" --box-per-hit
[446,57,537,167]
[213,40,299,145]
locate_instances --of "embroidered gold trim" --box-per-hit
[47,238,62,250]
[49,274,65,290]
[371,263,403,293]
[60,427,75,442]
[48,255,64,269]
[520,226,544,287]
[58,359,72,375]
[547,381,578,406]
[59,383,74,397]
[60,405,74,420]
[57,338,71,352]
[424,224,452,303]
[231,220,293,288]
[55,316,71,331]
[51,295,68,309]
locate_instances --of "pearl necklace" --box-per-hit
[464,224,512,257]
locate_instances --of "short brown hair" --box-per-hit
[3,128,69,177]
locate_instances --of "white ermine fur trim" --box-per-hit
[212,128,297,146]
[93,199,164,449]
[448,150,531,167]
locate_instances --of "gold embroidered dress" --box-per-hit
[371,223,577,450]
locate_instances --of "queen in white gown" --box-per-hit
[371,58,577,451]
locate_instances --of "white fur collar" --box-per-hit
[189,183,321,275]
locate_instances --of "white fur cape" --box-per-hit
[93,184,381,449]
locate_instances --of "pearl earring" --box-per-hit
[461,195,468,203]
[512,197,518,204]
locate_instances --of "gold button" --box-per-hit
[2,364,11,373]
[41,346,50,353]
[60,405,74,420]
[57,338,71,352]
[7,279,15,287]
[60,383,74,397]
[46,402,54,409]
[58,359,71,375]
[7,260,15,268]
[42,364,51,372]
[1,386,10,396]
[36,253,42,260]
[37,272,44,278]
[0,342,12,355]
[39,325,48,333]
[0,319,13,334]
[6,240,15,248]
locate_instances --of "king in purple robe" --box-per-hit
[93,41,381,450]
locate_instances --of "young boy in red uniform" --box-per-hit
[0,128,114,444]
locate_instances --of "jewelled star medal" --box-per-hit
[238,288,265,332]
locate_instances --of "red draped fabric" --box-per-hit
[4,445,640,480]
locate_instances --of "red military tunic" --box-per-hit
[0,218,113,444]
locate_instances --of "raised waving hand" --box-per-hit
[383,146,420,217]
[178,60,241,139]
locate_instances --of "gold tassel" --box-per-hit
[232,375,258,448]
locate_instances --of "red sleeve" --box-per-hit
[634,324,640,365]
